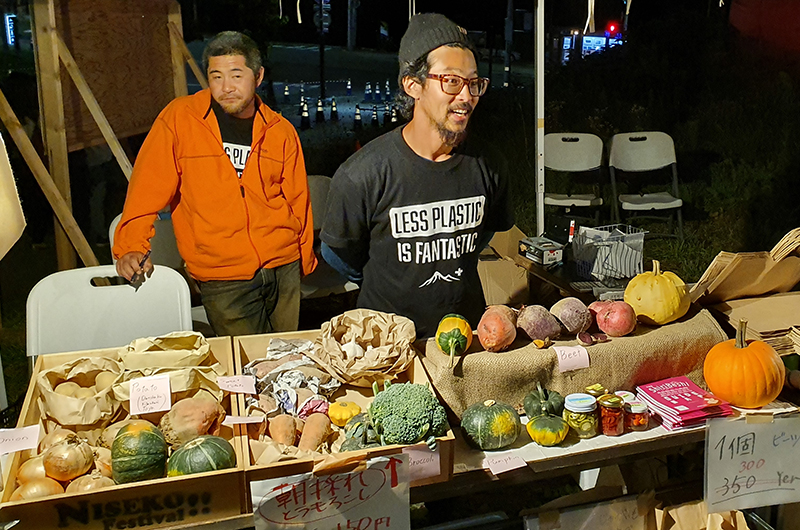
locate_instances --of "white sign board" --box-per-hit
[250,455,410,530]
[129,375,171,415]
[705,415,800,513]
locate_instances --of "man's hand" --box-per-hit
[116,251,153,281]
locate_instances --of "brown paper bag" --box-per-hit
[111,364,225,410]
[660,500,751,530]
[306,309,416,387]
[37,356,123,426]
[120,331,210,369]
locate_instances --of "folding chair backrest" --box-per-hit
[544,133,603,172]
[609,132,676,172]
[26,265,192,357]
[307,174,332,232]
[109,213,184,270]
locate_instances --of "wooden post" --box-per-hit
[55,33,133,181]
[168,22,208,90]
[0,89,99,267]
[31,0,75,271]
[167,3,189,98]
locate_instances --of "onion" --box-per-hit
[38,427,76,454]
[10,477,64,501]
[66,469,115,493]
[16,455,47,485]
[93,446,113,478]
[42,435,94,481]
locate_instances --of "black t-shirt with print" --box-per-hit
[212,99,255,177]
[321,126,513,338]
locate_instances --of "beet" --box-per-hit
[517,305,561,341]
[550,297,593,334]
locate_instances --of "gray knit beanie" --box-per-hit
[398,13,470,66]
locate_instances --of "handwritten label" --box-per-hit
[484,454,527,475]
[250,455,410,530]
[402,445,441,482]
[129,375,171,415]
[705,415,800,512]
[223,415,266,426]
[0,424,40,455]
[553,345,590,373]
[217,375,257,395]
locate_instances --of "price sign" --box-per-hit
[129,375,171,415]
[217,375,257,394]
[706,415,800,512]
[553,345,590,373]
[250,455,409,530]
[483,454,527,475]
[402,445,440,482]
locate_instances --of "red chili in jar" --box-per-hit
[598,394,625,436]
[625,401,650,432]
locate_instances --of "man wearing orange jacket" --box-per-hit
[113,31,316,336]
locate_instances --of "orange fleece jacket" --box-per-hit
[112,89,317,281]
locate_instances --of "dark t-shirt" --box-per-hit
[212,99,254,177]
[321,126,513,338]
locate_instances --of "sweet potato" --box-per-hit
[297,413,331,452]
[268,414,302,446]
[477,305,517,352]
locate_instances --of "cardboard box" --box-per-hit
[232,330,455,511]
[519,236,564,266]
[478,225,530,306]
[0,337,247,530]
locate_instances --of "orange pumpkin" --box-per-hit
[703,319,785,408]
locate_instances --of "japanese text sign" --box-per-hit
[705,415,800,512]
[553,345,590,373]
[250,455,410,530]
[129,375,171,415]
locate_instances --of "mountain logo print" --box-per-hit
[419,268,463,288]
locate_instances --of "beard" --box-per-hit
[434,104,473,148]
[218,95,253,117]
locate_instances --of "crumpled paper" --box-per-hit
[657,500,751,530]
[307,309,416,387]
[243,338,340,416]
[120,331,210,369]
[111,364,225,408]
[37,356,123,426]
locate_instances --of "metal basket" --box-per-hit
[572,224,647,281]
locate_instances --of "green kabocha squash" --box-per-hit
[167,435,236,477]
[111,422,168,484]
[460,399,521,451]
[436,314,473,369]
[523,382,565,418]
[526,415,569,447]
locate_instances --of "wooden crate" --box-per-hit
[233,330,455,510]
[0,337,249,530]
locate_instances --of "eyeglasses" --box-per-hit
[426,73,490,97]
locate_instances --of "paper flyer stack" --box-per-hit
[636,376,732,430]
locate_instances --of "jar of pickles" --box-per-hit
[625,401,650,432]
[563,393,598,438]
[598,394,625,436]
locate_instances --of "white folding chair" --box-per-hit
[544,133,605,225]
[26,264,192,371]
[109,213,210,329]
[609,131,684,241]
[301,175,359,299]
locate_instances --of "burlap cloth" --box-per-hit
[419,307,727,419]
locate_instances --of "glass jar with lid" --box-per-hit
[614,390,636,404]
[563,393,598,439]
[624,400,650,432]
[598,394,625,436]
[585,384,608,399]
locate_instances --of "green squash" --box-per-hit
[111,422,168,484]
[436,314,473,369]
[523,382,565,418]
[460,399,521,451]
[167,435,236,477]
[526,414,569,447]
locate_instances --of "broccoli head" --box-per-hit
[368,382,449,446]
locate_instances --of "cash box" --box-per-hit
[519,236,564,266]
